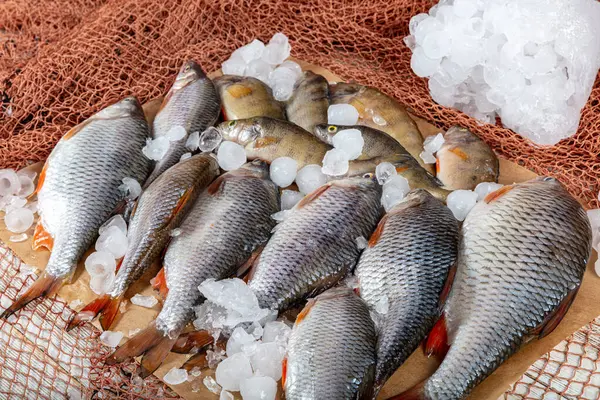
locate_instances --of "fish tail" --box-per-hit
[105,323,169,368]
[182,352,209,371]
[387,380,427,400]
[151,267,169,300]
[139,334,178,378]
[424,314,449,360]
[171,330,214,354]
[66,294,112,331]
[0,272,63,319]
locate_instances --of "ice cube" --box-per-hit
[199,278,260,316]
[166,126,187,142]
[238,39,266,63]
[9,233,28,243]
[203,376,222,394]
[327,104,359,125]
[239,376,277,400]
[119,177,142,200]
[190,367,202,378]
[251,321,263,339]
[246,59,273,84]
[375,162,397,185]
[321,149,349,176]
[381,175,410,212]
[99,215,128,236]
[249,342,285,380]
[170,228,182,237]
[419,151,437,164]
[281,190,303,210]
[217,141,247,171]
[295,164,327,195]
[356,236,368,250]
[271,210,291,222]
[453,0,477,18]
[25,200,38,214]
[163,367,188,385]
[142,136,170,161]
[409,13,429,35]
[69,299,83,309]
[372,112,387,126]
[279,60,302,78]
[99,330,123,347]
[262,321,291,344]
[85,251,117,277]
[4,208,34,233]
[447,190,478,221]
[414,17,443,46]
[95,225,128,259]
[422,31,451,59]
[269,157,298,187]
[423,133,445,154]
[215,352,254,391]
[332,129,364,160]
[207,346,227,369]
[186,131,200,151]
[220,391,234,400]
[262,33,291,65]
[222,53,247,76]
[89,273,115,295]
[411,47,441,78]
[200,127,223,152]
[128,328,141,337]
[374,295,389,315]
[16,174,35,198]
[119,300,128,313]
[2,195,27,213]
[180,152,192,161]
[270,80,295,101]
[130,294,158,308]
[226,326,257,356]
[0,169,21,196]
[269,64,300,87]
[474,182,504,201]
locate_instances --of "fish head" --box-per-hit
[329,82,362,97]
[172,60,207,90]
[333,173,380,193]
[92,96,144,120]
[314,124,352,144]
[216,119,262,145]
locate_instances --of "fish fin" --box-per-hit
[438,262,457,309]
[296,184,330,208]
[236,245,265,279]
[227,83,253,98]
[484,185,514,203]
[171,330,214,354]
[66,294,112,331]
[168,188,194,223]
[34,161,49,195]
[105,323,165,365]
[0,272,63,319]
[449,147,469,161]
[157,91,173,113]
[99,296,123,331]
[387,380,426,400]
[425,314,449,360]
[182,352,209,371]
[139,335,178,378]
[61,121,90,141]
[221,106,228,121]
[151,267,169,300]
[435,158,440,175]
[115,258,124,273]
[534,287,579,339]
[207,174,227,195]
[294,298,317,326]
[281,357,288,387]
[32,220,54,251]
[253,136,280,148]
[368,214,389,248]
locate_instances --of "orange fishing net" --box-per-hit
[0,0,599,208]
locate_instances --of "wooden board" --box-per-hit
[0,62,598,400]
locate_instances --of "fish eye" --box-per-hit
[327,125,336,132]
[228,120,237,127]
[183,64,191,72]
[363,173,374,179]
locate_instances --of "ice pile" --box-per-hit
[0,169,38,237]
[221,33,302,101]
[217,141,247,171]
[321,105,364,176]
[420,133,445,165]
[269,157,297,187]
[406,0,600,145]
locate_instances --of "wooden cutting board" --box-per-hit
[0,61,597,400]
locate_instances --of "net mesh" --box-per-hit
[0,0,599,207]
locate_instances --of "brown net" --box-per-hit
[0,0,599,208]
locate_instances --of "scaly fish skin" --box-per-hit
[419,177,591,399]
[248,175,382,312]
[286,71,329,134]
[215,75,285,120]
[355,189,458,394]
[285,287,377,400]
[145,60,220,186]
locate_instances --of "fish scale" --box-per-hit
[417,177,592,400]
[355,189,458,394]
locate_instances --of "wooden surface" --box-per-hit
[0,62,598,400]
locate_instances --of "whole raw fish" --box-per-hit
[286,71,329,133]
[248,175,382,312]
[215,75,285,120]
[435,126,499,190]
[284,287,377,400]
[106,161,279,376]
[355,189,458,395]
[66,154,219,331]
[1,97,151,319]
[144,60,220,187]
[396,177,592,400]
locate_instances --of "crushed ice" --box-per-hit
[142,136,170,161]
[99,330,123,347]
[163,367,188,385]
[130,294,158,308]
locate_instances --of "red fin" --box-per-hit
[139,335,178,378]
[295,299,316,326]
[151,267,169,299]
[281,357,288,387]
[534,288,579,339]
[296,184,330,208]
[387,380,426,400]
[439,263,457,308]
[449,147,468,161]
[66,294,111,331]
[105,323,166,365]
[368,214,389,248]
[221,106,228,121]
[253,136,280,148]
[115,258,124,273]
[484,185,513,203]
[170,188,194,221]
[182,352,209,371]
[171,330,214,354]
[0,272,63,319]
[62,123,87,141]
[395,166,409,174]
[34,161,48,195]
[32,221,53,251]
[99,296,123,331]
[207,175,227,195]
[435,158,440,175]
[236,245,265,279]
[425,315,449,360]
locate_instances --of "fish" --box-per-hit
[1,97,152,319]
[285,71,329,133]
[216,116,330,169]
[215,75,285,120]
[105,161,279,377]
[284,287,377,400]
[396,177,592,400]
[144,60,221,187]
[355,189,459,396]
[435,126,499,190]
[329,82,433,173]
[248,175,382,312]
[314,123,411,160]
[66,153,219,331]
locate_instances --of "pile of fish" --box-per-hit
[0,36,593,400]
